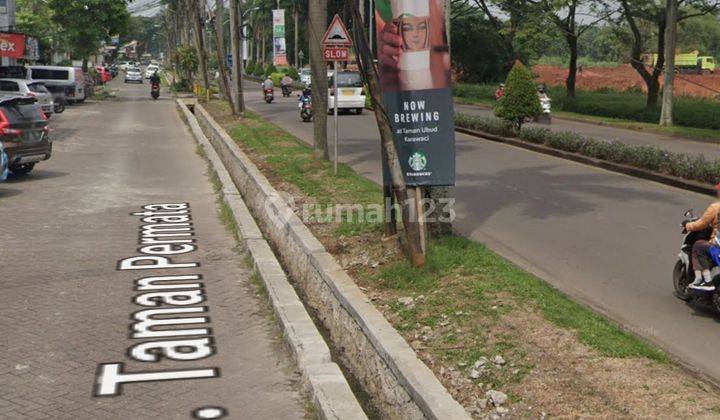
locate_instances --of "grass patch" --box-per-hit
[224,110,383,236]
[376,235,667,361]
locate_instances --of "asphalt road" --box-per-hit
[243,85,720,382]
[456,103,720,160]
[0,78,306,419]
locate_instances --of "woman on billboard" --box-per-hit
[375,0,451,92]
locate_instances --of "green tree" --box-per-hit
[48,0,131,70]
[495,61,541,129]
[16,0,65,62]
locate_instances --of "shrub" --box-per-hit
[265,63,278,76]
[494,62,541,130]
[454,113,720,184]
[285,66,300,80]
[455,113,517,138]
[252,64,264,77]
[270,72,285,87]
[245,61,256,75]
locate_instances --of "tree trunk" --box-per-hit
[230,0,244,114]
[192,0,211,100]
[214,0,233,107]
[348,2,426,267]
[308,0,329,159]
[660,0,678,126]
[566,34,578,98]
[293,5,300,68]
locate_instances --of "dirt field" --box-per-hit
[534,64,720,99]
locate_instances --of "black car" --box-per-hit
[0,96,51,175]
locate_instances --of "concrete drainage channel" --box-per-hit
[177,99,470,420]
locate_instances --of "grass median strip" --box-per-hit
[203,100,720,418]
[456,113,720,185]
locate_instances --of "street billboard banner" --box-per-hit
[375,0,455,186]
[24,37,39,61]
[0,0,6,14]
[272,9,288,66]
[0,33,25,59]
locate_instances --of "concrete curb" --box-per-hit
[455,126,717,196]
[189,101,470,419]
[177,99,367,420]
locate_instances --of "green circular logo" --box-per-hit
[408,152,427,171]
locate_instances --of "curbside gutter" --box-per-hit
[177,99,367,420]
[186,101,471,419]
[455,126,717,196]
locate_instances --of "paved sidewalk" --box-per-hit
[455,103,720,160]
[0,81,307,419]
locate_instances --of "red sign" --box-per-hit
[323,46,349,62]
[0,33,25,59]
[321,15,353,46]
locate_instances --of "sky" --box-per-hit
[128,0,163,17]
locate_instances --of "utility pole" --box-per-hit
[230,0,244,114]
[660,0,678,126]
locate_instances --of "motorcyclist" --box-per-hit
[683,183,720,290]
[262,77,274,90]
[149,71,161,86]
[299,83,312,103]
[281,74,293,88]
[494,83,505,101]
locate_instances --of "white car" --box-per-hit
[125,68,143,83]
[145,65,160,79]
[299,68,311,85]
[119,62,131,71]
[327,71,365,114]
[0,79,54,116]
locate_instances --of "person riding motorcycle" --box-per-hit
[149,71,161,86]
[262,77,274,90]
[683,184,720,290]
[299,83,312,103]
[281,75,293,88]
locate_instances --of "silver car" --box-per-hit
[125,67,143,83]
[0,79,54,116]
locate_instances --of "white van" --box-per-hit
[26,66,86,103]
[328,71,365,114]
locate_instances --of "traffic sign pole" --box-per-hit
[321,14,353,177]
[333,60,339,175]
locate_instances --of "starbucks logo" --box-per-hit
[408,152,427,171]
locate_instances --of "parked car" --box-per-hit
[299,68,311,85]
[26,65,86,103]
[0,96,51,176]
[95,66,112,84]
[125,67,143,83]
[0,79,55,117]
[145,64,160,79]
[327,71,365,114]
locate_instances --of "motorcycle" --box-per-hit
[264,88,274,104]
[299,93,312,122]
[281,85,292,97]
[151,82,160,100]
[673,208,720,311]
